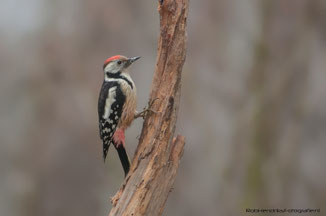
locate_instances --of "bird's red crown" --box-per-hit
[104,55,126,67]
[104,55,122,64]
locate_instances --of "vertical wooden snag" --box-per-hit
[109,0,188,215]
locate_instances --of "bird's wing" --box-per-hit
[98,81,125,160]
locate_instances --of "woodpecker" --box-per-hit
[98,55,140,176]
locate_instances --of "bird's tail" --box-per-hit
[114,145,130,176]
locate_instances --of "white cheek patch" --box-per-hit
[104,62,121,74]
[103,86,117,119]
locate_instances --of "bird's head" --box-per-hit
[103,55,140,77]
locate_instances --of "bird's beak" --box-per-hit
[126,56,141,67]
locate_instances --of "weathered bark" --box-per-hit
[108,0,188,215]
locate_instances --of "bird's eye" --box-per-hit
[117,60,122,65]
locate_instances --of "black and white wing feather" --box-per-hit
[98,81,125,160]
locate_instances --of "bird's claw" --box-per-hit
[134,108,157,119]
[134,98,160,119]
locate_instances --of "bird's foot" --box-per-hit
[113,129,125,148]
[134,108,158,119]
[134,98,160,119]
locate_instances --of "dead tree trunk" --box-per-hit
[108,0,188,215]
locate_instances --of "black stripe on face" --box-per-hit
[106,72,133,89]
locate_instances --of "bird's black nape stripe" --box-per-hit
[106,72,133,89]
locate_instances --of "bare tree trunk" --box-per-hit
[108,0,188,215]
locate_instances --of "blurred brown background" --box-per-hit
[1,0,326,215]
